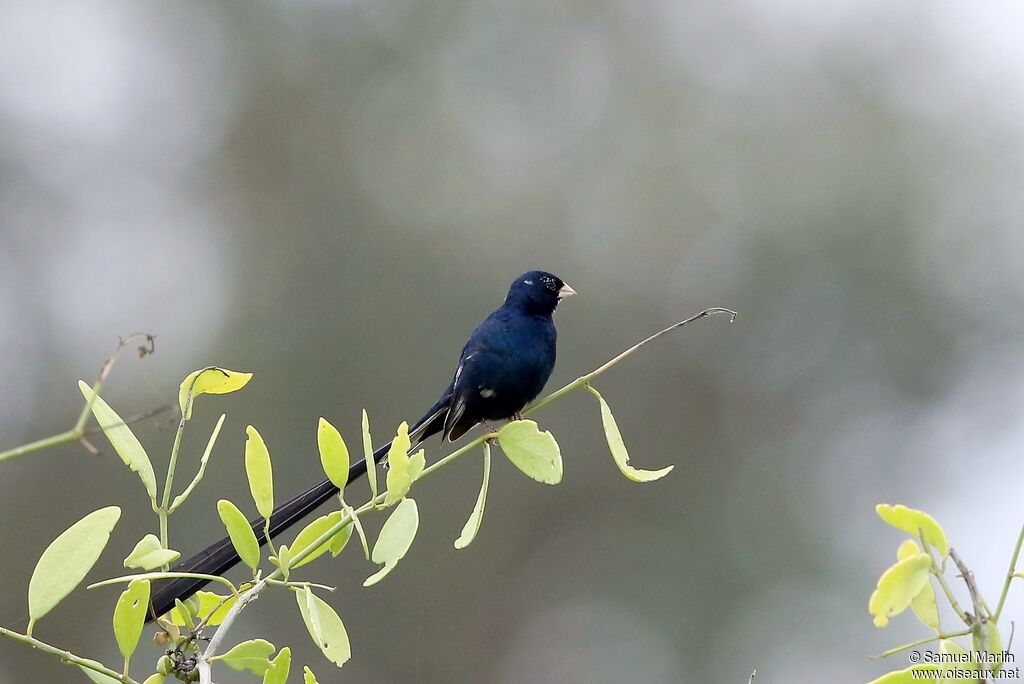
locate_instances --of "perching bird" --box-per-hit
[147,271,575,621]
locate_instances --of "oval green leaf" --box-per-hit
[290,512,345,569]
[330,523,353,557]
[303,666,320,684]
[78,382,157,500]
[385,422,423,505]
[142,675,166,684]
[296,588,352,667]
[868,553,931,628]
[166,590,237,627]
[28,506,121,624]
[245,425,274,519]
[586,385,673,482]
[78,660,124,684]
[179,367,253,420]
[217,499,261,571]
[455,442,491,550]
[364,498,419,587]
[876,504,949,558]
[124,534,180,571]
[113,578,149,661]
[214,638,276,676]
[497,420,562,485]
[317,418,350,495]
[263,646,292,684]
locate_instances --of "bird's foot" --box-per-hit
[511,411,524,421]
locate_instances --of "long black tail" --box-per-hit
[147,400,452,623]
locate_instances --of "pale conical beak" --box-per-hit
[558,283,577,299]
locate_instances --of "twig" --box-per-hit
[920,531,970,623]
[0,625,140,684]
[994,524,1024,622]
[872,628,973,659]
[748,670,757,684]
[196,579,267,684]
[0,332,156,463]
[949,547,987,622]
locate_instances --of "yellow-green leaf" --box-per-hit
[939,640,979,677]
[364,498,419,587]
[274,544,292,581]
[303,666,319,684]
[868,553,932,628]
[170,413,226,512]
[263,646,291,684]
[245,425,274,519]
[78,382,157,500]
[317,418,350,495]
[142,675,166,684]
[214,639,276,675]
[498,420,562,485]
[112,579,149,661]
[28,506,121,625]
[290,512,345,569]
[895,539,939,629]
[167,591,237,627]
[868,665,940,684]
[330,523,353,557]
[876,504,949,558]
[455,442,491,550]
[217,499,261,571]
[362,409,378,502]
[344,503,370,559]
[586,385,673,482]
[974,621,1003,672]
[124,534,180,571]
[296,588,351,667]
[385,422,425,505]
[179,367,252,421]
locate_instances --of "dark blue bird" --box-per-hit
[147,270,575,620]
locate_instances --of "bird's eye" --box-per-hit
[540,275,558,292]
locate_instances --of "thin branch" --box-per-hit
[196,579,267,684]
[89,572,238,595]
[872,628,973,659]
[0,332,156,463]
[949,547,987,621]
[921,531,969,623]
[994,523,1024,622]
[0,625,140,684]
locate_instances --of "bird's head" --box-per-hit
[505,271,576,315]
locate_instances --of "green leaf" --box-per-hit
[296,588,352,667]
[974,621,1003,672]
[895,539,939,630]
[290,512,345,569]
[497,420,562,485]
[174,598,196,631]
[112,578,149,661]
[263,646,292,684]
[939,640,979,677]
[245,425,274,519]
[868,553,931,628]
[317,418,350,495]
[275,544,292,581]
[123,534,180,571]
[170,413,226,512]
[867,665,939,684]
[78,382,157,501]
[303,666,319,684]
[586,385,673,482]
[167,590,237,627]
[362,409,378,502]
[455,442,491,550]
[142,675,166,684]
[384,422,425,505]
[214,639,276,676]
[330,523,353,557]
[28,506,121,625]
[77,660,123,684]
[876,504,950,558]
[179,367,253,420]
[364,498,419,587]
[217,499,261,571]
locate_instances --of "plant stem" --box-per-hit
[921,533,970,623]
[994,523,1024,622]
[873,628,973,659]
[90,572,239,595]
[0,625,140,684]
[196,579,267,684]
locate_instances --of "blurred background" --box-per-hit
[2,0,1023,682]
